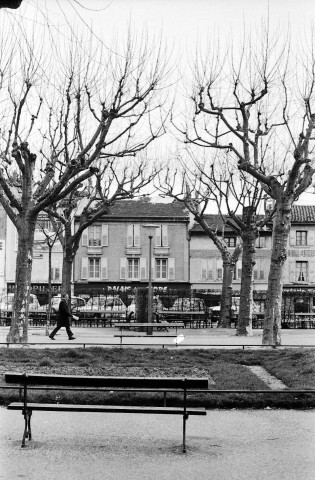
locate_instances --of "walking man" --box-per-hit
[49,293,76,340]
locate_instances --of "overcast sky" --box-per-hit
[4,0,315,205]
[16,0,314,52]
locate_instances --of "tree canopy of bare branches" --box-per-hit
[0,20,169,342]
[178,26,315,345]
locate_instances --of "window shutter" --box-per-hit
[289,261,295,282]
[201,259,207,280]
[289,230,295,246]
[102,225,109,246]
[54,267,61,281]
[308,261,315,283]
[217,258,223,280]
[81,257,88,279]
[162,225,168,246]
[82,228,88,247]
[120,258,127,280]
[127,225,133,246]
[15,228,18,251]
[134,224,140,247]
[140,257,147,279]
[308,230,314,246]
[151,257,155,279]
[155,226,162,247]
[101,257,108,279]
[0,240,4,275]
[254,270,258,280]
[207,259,213,279]
[168,258,175,280]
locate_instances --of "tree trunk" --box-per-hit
[217,259,234,328]
[61,222,74,301]
[61,256,73,299]
[237,227,257,336]
[46,244,53,336]
[263,201,291,345]
[6,219,36,343]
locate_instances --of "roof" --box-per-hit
[291,205,315,223]
[190,215,240,233]
[101,198,189,220]
[190,205,315,234]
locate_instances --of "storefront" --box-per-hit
[7,283,62,305]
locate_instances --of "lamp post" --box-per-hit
[142,224,159,335]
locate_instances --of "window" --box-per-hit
[296,231,307,246]
[127,258,140,280]
[89,258,101,279]
[156,259,168,279]
[256,236,266,248]
[36,216,53,231]
[51,267,60,281]
[225,237,236,248]
[127,225,140,247]
[296,261,308,282]
[88,226,101,246]
[155,225,168,247]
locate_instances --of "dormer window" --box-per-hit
[225,237,236,248]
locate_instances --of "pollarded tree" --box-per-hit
[194,162,274,336]
[183,27,315,345]
[46,156,161,301]
[0,24,168,343]
[158,163,242,328]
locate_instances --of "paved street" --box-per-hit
[1,325,315,349]
[1,408,314,480]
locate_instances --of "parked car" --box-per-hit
[0,293,40,315]
[168,297,206,312]
[39,295,86,313]
[79,295,128,320]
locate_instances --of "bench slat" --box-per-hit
[7,402,207,415]
[5,373,208,390]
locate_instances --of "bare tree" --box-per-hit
[158,163,242,328]
[182,27,315,345]
[0,25,168,342]
[46,157,161,300]
[35,223,62,336]
[189,158,274,335]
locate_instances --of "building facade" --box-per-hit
[2,201,315,309]
[4,214,63,303]
[73,198,190,296]
[189,214,273,292]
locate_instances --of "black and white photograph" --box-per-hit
[0,1,314,479]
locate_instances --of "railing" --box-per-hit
[1,310,315,329]
[1,341,315,349]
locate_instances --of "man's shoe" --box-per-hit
[69,337,76,340]
[49,336,55,340]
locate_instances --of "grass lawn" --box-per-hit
[0,347,314,408]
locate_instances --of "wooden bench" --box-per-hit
[5,372,208,453]
[157,311,209,328]
[114,322,184,335]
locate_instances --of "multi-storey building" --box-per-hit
[73,198,190,296]
[189,214,273,291]
[2,200,315,310]
[4,214,63,303]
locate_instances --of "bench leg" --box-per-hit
[182,413,188,453]
[21,409,32,447]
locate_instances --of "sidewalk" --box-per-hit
[1,408,314,480]
[1,325,315,348]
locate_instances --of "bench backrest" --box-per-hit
[5,372,208,390]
